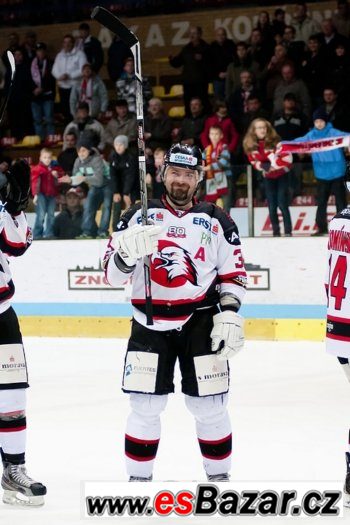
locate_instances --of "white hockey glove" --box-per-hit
[210,311,244,361]
[114,223,161,267]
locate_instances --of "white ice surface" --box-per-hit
[1,337,349,525]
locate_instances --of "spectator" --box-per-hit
[209,27,236,99]
[201,99,239,154]
[282,25,306,71]
[77,22,104,73]
[290,1,321,43]
[273,93,308,199]
[239,95,270,134]
[292,109,348,235]
[116,56,152,114]
[57,131,78,175]
[63,102,105,151]
[107,36,132,82]
[30,42,56,141]
[273,63,311,119]
[147,147,166,200]
[243,118,293,237]
[104,99,137,147]
[301,34,327,108]
[2,33,22,69]
[52,34,87,123]
[332,0,350,38]
[272,8,287,38]
[203,125,231,211]
[144,98,173,152]
[177,97,207,147]
[328,43,350,104]
[317,18,349,65]
[6,48,33,140]
[225,41,261,99]
[169,26,211,115]
[317,87,350,131]
[69,63,108,119]
[228,70,260,123]
[22,30,37,64]
[53,187,83,239]
[264,43,291,104]
[31,148,63,239]
[110,135,139,230]
[256,10,275,49]
[247,28,273,69]
[64,132,110,239]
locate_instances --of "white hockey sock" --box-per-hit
[0,389,26,463]
[185,394,232,476]
[125,393,167,478]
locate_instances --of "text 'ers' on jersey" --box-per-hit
[103,198,247,331]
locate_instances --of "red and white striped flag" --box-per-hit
[277,135,350,155]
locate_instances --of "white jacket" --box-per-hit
[52,47,88,89]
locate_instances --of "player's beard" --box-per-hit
[167,182,194,207]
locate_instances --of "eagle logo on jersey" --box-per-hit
[151,240,198,287]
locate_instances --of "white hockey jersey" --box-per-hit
[0,206,32,315]
[103,197,247,331]
[325,208,350,357]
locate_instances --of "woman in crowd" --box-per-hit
[243,118,293,237]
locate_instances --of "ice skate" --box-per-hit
[2,463,46,507]
[129,475,152,482]
[207,472,230,482]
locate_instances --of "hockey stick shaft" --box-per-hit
[0,51,15,125]
[91,7,153,325]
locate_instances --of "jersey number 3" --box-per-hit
[329,254,348,310]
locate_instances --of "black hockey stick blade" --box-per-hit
[0,51,15,125]
[91,6,138,48]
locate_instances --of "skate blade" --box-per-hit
[3,489,45,507]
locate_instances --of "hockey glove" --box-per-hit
[211,311,244,361]
[114,223,161,267]
[4,160,31,215]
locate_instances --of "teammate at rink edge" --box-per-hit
[0,160,46,506]
[103,144,247,481]
[326,160,350,507]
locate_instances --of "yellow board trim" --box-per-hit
[19,317,326,341]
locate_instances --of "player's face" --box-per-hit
[164,166,199,206]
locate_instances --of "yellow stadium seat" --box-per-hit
[12,135,41,147]
[168,106,185,118]
[153,85,166,98]
[163,84,184,98]
[208,83,214,95]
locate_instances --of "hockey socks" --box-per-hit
[0,389,26,466]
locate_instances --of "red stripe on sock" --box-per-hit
[0,425,26,433]
[125,451,156,462]
[125,434,159,445]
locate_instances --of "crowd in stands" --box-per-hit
[1,1,350,238]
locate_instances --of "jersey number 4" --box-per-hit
[329,254,348,310]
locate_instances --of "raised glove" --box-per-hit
[210,310,244,361]
[114,223,161,267]
[3,160,31,214]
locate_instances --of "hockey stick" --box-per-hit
[0,51,15,125]
[91,6,154,325]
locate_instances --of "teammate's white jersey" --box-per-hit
[326,208,350,357]
[0,208,32,315]
[103,198,247,331]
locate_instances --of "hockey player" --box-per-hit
[103,144,247,481]
[325,161,350,507]
[0,160,46,506]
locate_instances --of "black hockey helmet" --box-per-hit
[161,143,204,180]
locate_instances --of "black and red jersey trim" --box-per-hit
[0,279,14,303]
[327,315,350,341]
[0,229,28,256]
